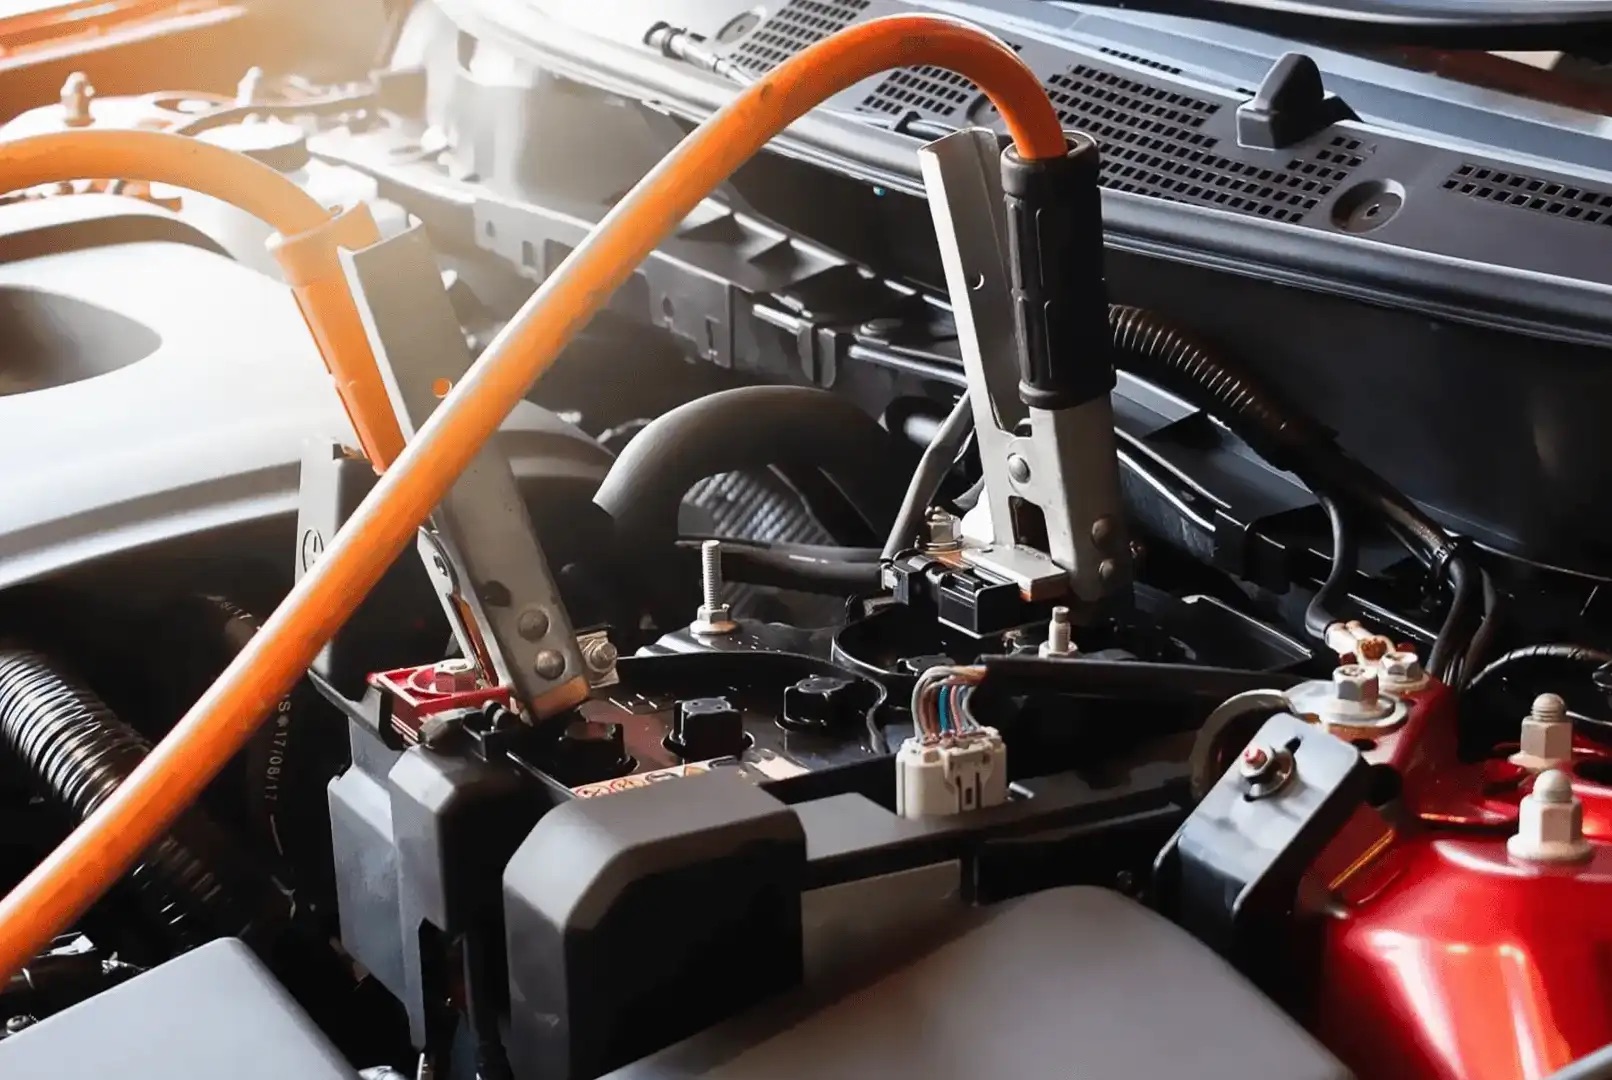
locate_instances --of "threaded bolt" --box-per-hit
[1040,606,1076,658]
[693,540,736,635]
[60,72,94,127]
[701,540,723,611]
[1532,693,1568,726]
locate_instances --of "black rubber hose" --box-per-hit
[675,538,881,594]
[882,391,973,561]
[1303,493,1356,642]
[980,657,1305,702]
[1463,643,1612,696]
[596,385,914,561]
[0,649,275,951]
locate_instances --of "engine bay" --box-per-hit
[3,1,1612,1078]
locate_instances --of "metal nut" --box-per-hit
[1508,769,1591,863]
[1512,692,1573,771]
[922,508,962,552]
[1333,665,1380,706]
[430,659,478,693]
[582,636,619,675]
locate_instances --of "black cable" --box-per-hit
[1463,643,1612,696]
[1303,493,1356,642]
[980,656,1305,702]
[675,538,882,594]
[882,391,973,561]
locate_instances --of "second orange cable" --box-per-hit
[0,13,1069,979]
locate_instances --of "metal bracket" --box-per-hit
[339,226,589,720]
[917,130,1131,613]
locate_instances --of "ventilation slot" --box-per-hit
[857,41,1019,122]
[1042,65,1365,224]
[1442,164,1612,226]
[730,0,870,75]
[1098,48,1184,76]
[859,65,981,120]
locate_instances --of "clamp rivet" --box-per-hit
[533,650,566,679]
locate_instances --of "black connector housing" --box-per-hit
[1001,135,1115,411]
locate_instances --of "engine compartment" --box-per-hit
[2,2,1612,1078]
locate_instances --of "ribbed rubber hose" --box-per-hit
[0,651,263,951]
[596,386,913,561]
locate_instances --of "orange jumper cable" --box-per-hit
[0,13,1067,979]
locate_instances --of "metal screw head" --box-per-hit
[4,1014,36,1035]
[533,650,566,679]
[516,607,551,641]
[431,658,479,693]
[1007,454,1032,484]
[1332,665,1380,706]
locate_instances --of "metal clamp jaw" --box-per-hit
[334,226,608,723]
[917,129,1132,620]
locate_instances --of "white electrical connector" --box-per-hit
[896,729,1008,818]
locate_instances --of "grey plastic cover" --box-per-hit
[0,938,356,1079]
[605,885,1353,1079]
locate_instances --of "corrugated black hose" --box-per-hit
[0,649,279,952]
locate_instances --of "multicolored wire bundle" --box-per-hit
[911,665,987,742]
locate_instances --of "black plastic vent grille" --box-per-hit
[1442,163,1612,226]
[859,64,981,119]
[1098,48,1183,76]
[731,0,869,75]
[857,42,1019,121]
[1044,65,1366,223]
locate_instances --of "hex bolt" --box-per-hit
[692,540,737,635]
[582,636,619,675]
[921,508,961,553]
[533,650,566,679]
[60,72,94,127]
[1038,606,1076,658]
[1512,692,1573,771]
